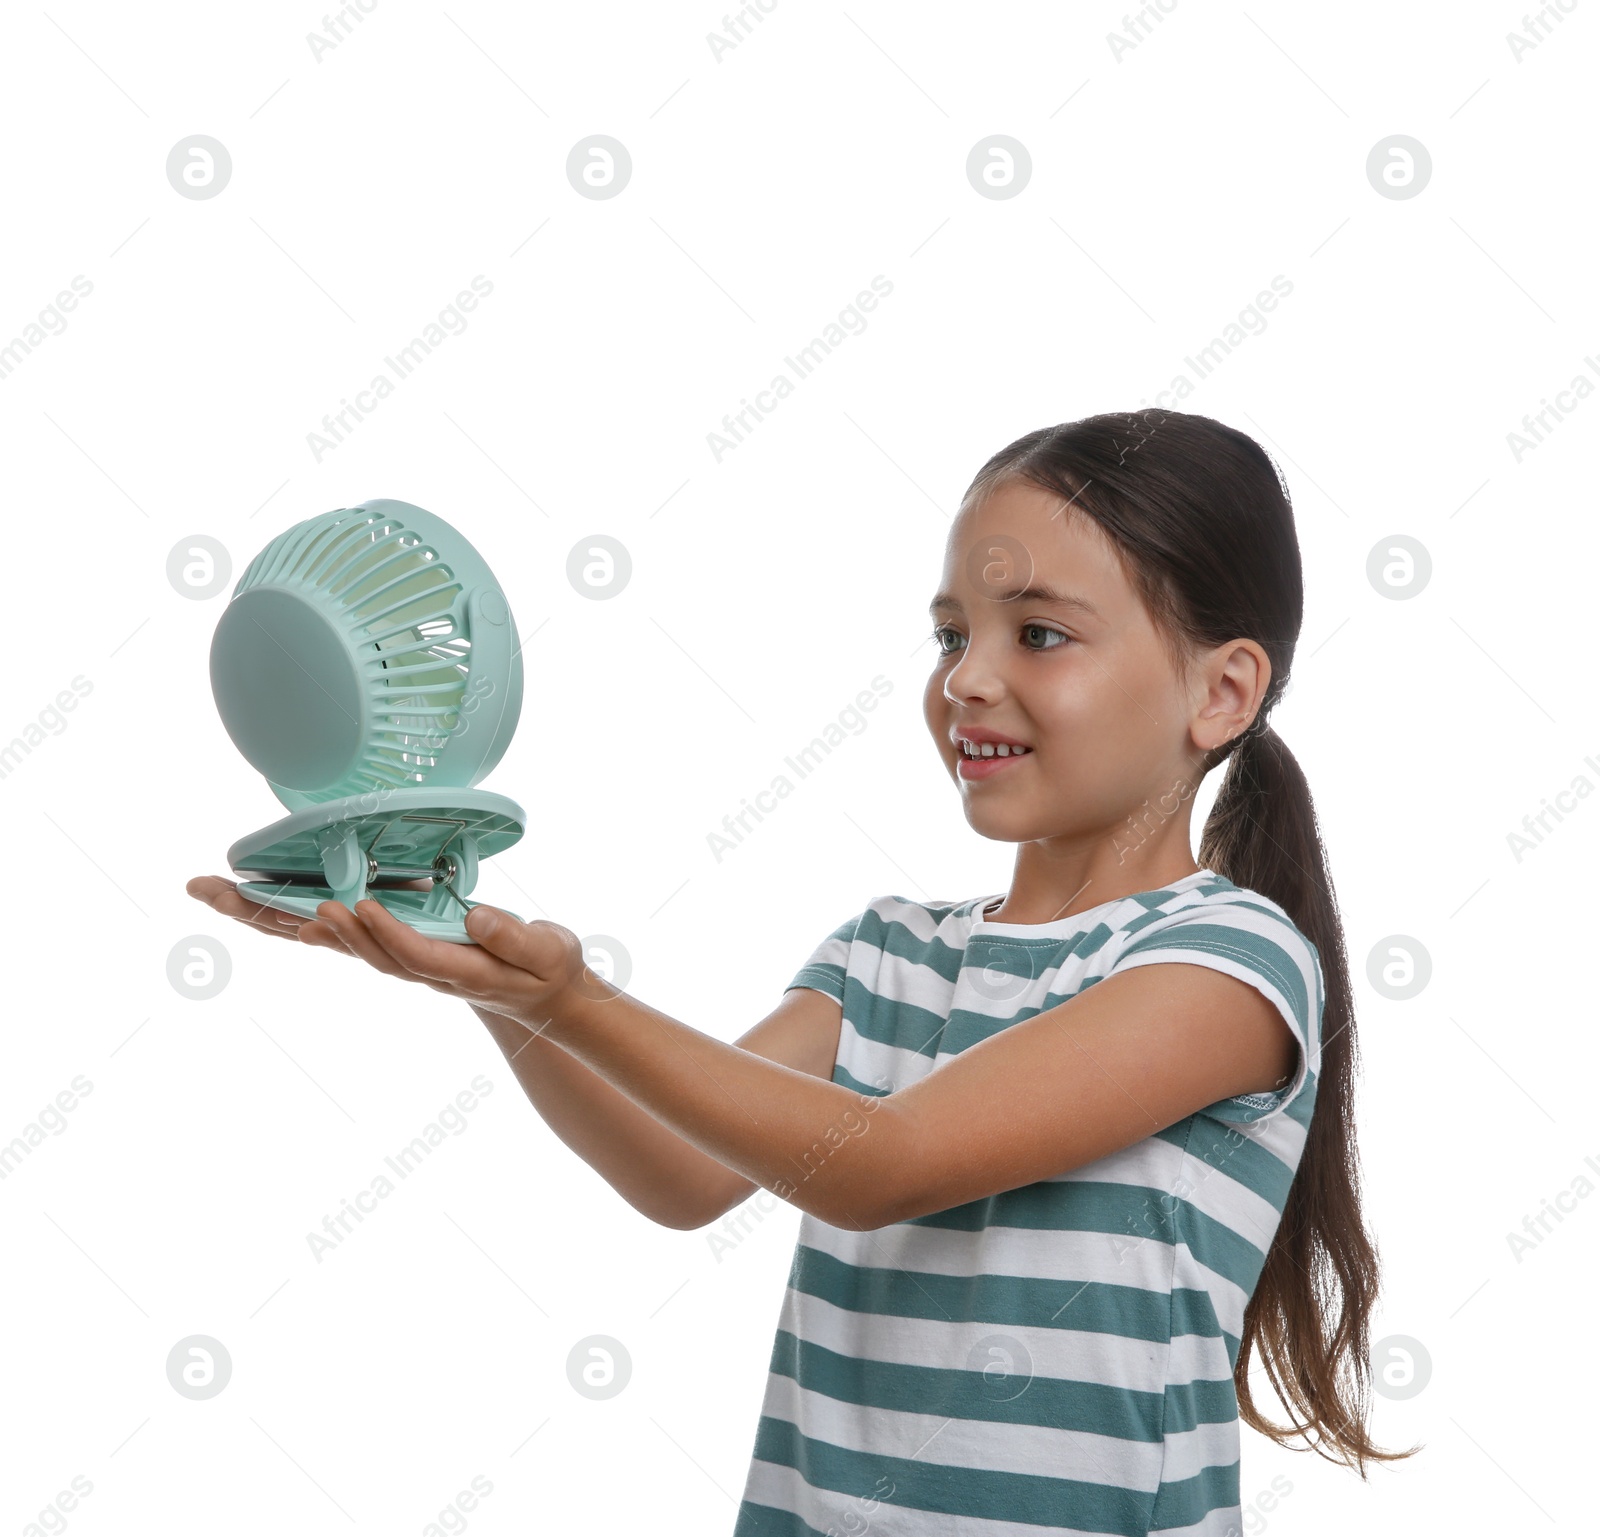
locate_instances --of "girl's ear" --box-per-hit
[1190,638,1271,752]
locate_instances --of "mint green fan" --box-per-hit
[209,498,526,943]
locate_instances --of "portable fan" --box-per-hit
[209,497,526,943]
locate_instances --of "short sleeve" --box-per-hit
[784,908,864,1006]
[1108,895,1325,1126]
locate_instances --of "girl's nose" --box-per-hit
[944,645,1005,704]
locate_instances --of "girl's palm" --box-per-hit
[184,874,591,1023]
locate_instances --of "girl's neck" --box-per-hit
[986,855,1203,927]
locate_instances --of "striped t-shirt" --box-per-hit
[733,868,1324,1537]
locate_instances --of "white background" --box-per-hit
[1,1,1594,1532]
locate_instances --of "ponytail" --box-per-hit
[1201,725,1421,1471]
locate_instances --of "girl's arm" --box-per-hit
[467,987,843,1230]
[183,875,847,1232]
[319,899,1298,1232]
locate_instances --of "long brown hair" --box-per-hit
[959,409,1420,1475]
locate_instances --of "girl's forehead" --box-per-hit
[953,482,1114,549]
[940,499,1129,605]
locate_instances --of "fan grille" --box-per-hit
[238,507,475,802]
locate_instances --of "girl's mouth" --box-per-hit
[957,748,1032,781]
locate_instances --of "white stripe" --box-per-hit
[872,951,967,1018]
[1219,1102,1310,1166]
[834,1015,942,1091]
[1045,1125,1288,1227]
[778,1282,1214,1391]
[1167,1329,1236,1384]
[1148,1501,1249,1537]
[775,1277,1237,1406]
[1152,1414,1247,1486]
[775,1281,1238,1407]
[797,1210,1179,1295]
[1167,1134,1292,1253]
[1171,1243,1250,1345]
[877,893,957,944]
[755,1370,1165,1489]
[790,1227,1255,1390]
[1052,1134,1192,1189]
[740,1456,1123,1537]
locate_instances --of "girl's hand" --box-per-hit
[185,875,596,1027]
[321,898,597,1029]
[186,874,332,943]
[187,873,442,955]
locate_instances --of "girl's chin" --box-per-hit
[961,801,1042,834]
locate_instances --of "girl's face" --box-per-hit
[921,478,1249,849]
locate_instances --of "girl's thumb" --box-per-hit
[467,906,585,987]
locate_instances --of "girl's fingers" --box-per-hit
[189,874,523,1003]
[353,898,531,997]
[187,876,306,941]
[295,918,355,954]
[463,910,585,992]
[308,901,427,980]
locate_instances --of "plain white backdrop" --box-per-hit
[1,1,1594,1531]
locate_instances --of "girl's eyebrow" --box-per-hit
[929,583,1101,617]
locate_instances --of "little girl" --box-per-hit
[191,408,1416,1535]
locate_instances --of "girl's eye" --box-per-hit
[928,624,1071,655]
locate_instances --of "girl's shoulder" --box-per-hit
[814,875,1318,973]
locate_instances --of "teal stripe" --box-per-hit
[1185,1110,1301,1186]
[784,907,865,1004]
[1272,1083,1318,1132]
[1170,1284,1224,1342]
[1118,878,1239,938]
[1204,1076,1318,1132]
[1182,1114,1302,1205]
[770,1326,1165,1441]
[786,968,844,1004]
[839,987,950,1058]
[938,998,1070,1054]
[1119,921,1313,1042]
[966,921,1122,961]
[1147,1454,1241,1530]
[1157,1370,1240,1436]
[855,901,967,984]
[733,1500,837,1537]
[831,1061,890,1098]
[912,1176,1179,1234]
[748,1413,1157,1534]
[1167,1203,1269,1295]
[908,1177,1271,1295]
[789,1242,1174,1339]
